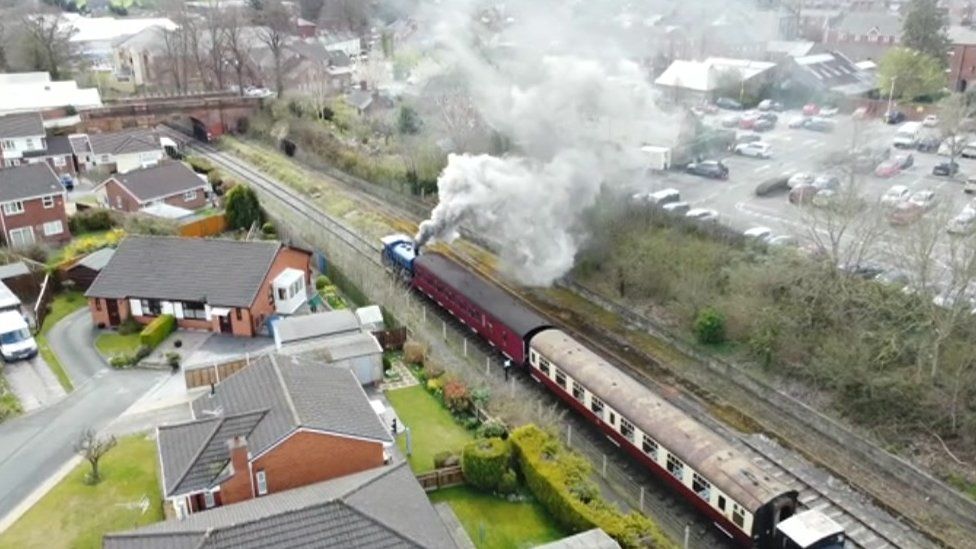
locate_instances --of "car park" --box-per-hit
[884,110,906,124]
[753,118,775,132]
[802,103,819,116]
[716,97,743,110]
[923,114,939,127]
[734,141,772,158]
[686,160,729,179]
[686,208,719,222]
[875,158,903,177]
[661,201,691,215]
[787,172,815,188]
[787,116,807,129]
[721,114,742,128]
[933,161,960,176]
[813,174,840,190]
[743,226,773,242]
[938,135,969,156]
[947,209,976,235]
[738,112,760,130]
[893,122,922,149]
[881,185,911,206]
[962,142,976,159]
[734,132,762,145]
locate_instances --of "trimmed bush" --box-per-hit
[117,316,141,336]
[382,353,393,372]
[694,307,726,345]
[186,156,215,174]
[510,424,672,549]
[461,437,512,492]
[433,451,459,469]
[315,275,331,290]
[261,221,276,235]
[478,420,508,440]
[426,377,444,392]
[443,378,472,415]
[498,468,519,495]
[139,314,176,349]
[68,209,118,234]
[423,359,445,380]
[109,354,133,369]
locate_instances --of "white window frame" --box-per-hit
[203,490,215,508]
[42,220,63,236]
[692,472,711,501]
[183,189,197,201]
[53,156,66,167]
[619,417,635,441]
[2,201,24,216]
[42,195,55,209]
[7,227,34,247]
[256,470,268,495]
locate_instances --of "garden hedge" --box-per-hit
[186,156,215,174]
[460,437,512,492]
[510,425,674,549]
[140,314,176,349]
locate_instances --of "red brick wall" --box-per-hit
[246,247,312,334]
[950,44,976,93]
[1,193,70,245]
[246,431,384,500]
[219,440,254,505]
[88,297,131,328]
[104,179,141,212]
[162,188,209,211]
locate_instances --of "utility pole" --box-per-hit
[886,75,897,116]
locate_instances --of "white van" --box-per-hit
[893,122,922,149]
[0,310,37,362]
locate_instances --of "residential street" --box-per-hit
[0,310,165,524]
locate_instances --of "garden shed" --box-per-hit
[321,332,384,385]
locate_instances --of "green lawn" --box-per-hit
[37,291,88,392]
[94,333,142,357]
[386,385,474,473]
[430,486,565,549]
[0,435,164,549]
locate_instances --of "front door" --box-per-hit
[218,314,232,334]
[106,300,120,325]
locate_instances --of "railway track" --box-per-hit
[174,132,935,548]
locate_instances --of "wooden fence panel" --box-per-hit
[373,327,407,350]
[183,357,250,389]
[179,214,227,238]
[415,465,465,492]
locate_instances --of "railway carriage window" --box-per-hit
[692,472,711,501]
[572,381,585,401]
[666,453,684,481]
[619,418,635,441]
[539,357,551,376]
[554,369,567,388]
[590,396,604,417]
[732,504,745,528]
[641,434,658,459]
[607,411,617,426]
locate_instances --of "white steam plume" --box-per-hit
[414,0,681,285]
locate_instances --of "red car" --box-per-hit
[738,113,760,130]
[802,103,820,116]
[874,159,901,178]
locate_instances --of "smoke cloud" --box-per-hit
[413,0,682,285]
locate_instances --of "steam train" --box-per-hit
[381,234,845,549]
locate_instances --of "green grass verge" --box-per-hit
[94,333,142,357]
[429,486,565,549]
[36,291,88,392]
[386,385,474,473]
[0,374,22,421]
[0,435,164,548]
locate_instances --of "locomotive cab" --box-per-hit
[774,509,845,549]
[381,234,418,279]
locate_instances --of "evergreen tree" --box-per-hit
[225,185,263,230]
[902,0,950,65]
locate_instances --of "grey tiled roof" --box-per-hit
[85,236,284,307]
[162,354,391,497]
[834,11,901,37]
[0,112,43,138]
[105,161,208,203]
[0,261,29,279]
[89,128,160,156]
[0,163,63,203]
[104,464,458,549]
[69,134,91,155]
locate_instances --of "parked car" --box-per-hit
[59,173,74,191]
[875,158,903,178]
[642,188,681,205]
[788,116,807,129]
[884,110,906,124]
[966,175,976,194]
[721,114,742,128]
[767,235,797,247]
[840,263,885,279]
[812,188,837,208]
[716,97,743,110]
[875,269,910,288]
[933,161,960,176]
[734,132,762,145]
[894,153,914,169]
[686,160,729,179]
[909,189,937,210]
[888,202,926,225]
[743,226,773,242]
[757,112,778,123]
[962,142,976,159]
[789,184,819,205]
[734,141,772,158]
[881,185,911,206]
[787,172,815,188]
[813,174,840,190]
[661,201,691,215]
[803,117,834,132]
[686,208,719,222]
[802,103,820,116]
[923,114,939,127]
[738,112,760,130]
[947,209,976,235]
[755,173,792,196]
[819,106,839,117]
[753,118,775,132]
[757,99,783,111]
[916,136,940,153]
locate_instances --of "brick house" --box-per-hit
[85,236,312,336]
[155,354,393,517]
[0,163,70,247]
[0,112,46,168]
[88,128,164,174]
[103,463,459,548]
[95,161,210,213]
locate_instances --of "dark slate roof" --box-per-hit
[0,261,29,279]
[88,128,159,156]
[0,163,63,203]
[103,464,458,549]
[69,134,92,155]
[414,252,550,338]
[833,11,901,37]
[71,247,115,272]
[157,354,392,497]
[104,162,208,203]
[85,236,284,307]
[0,112,44,139]
[22,135,73,159]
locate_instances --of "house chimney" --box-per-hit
[227,435,249,481]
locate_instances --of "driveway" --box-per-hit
[183,333,275,368]
[2,356,66,412]
[0,310,166,524]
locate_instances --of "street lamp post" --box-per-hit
[886,75,897,117]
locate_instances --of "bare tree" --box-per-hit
[924,232,976,379]
[223,9,251,95]
[434,85,486,153]
[160,27,187,93]
[203,0,227,91]
[938,93,976,168]
[75,429,117,484]
[254,0,292,97]
[21,12,76,80]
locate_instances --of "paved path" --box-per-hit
[3,356,65,412]
[0,310,166,525]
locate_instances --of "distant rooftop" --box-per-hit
[60,13,178,43]
[0,74,102,116]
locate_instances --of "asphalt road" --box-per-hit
[0,310,164,523]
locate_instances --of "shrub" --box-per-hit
[109,354,133,368]
[166,352,181,368]
[225,184,263,230]
[433,451,459,469]
[472,387,491,408]
[461,437,512,492]
[382,353,393,372]
[261,221,276,235]
[510,424,670,549]
[69,209,118,234]
[186,156,215,174]
[426,377,444,392]
[117,316,141,335]
[207,169,225,187]
[478,420,508,440]
[315,275,331,290]
[423,359,444,380]
[498,468,519,495]
[694,307,726,345]
[403,340,425,365]
[122,215,178,236]
[133,345,152,362]
[140,314,176,349]
[443,378,472,415]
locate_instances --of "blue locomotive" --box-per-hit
[380,234,417,278]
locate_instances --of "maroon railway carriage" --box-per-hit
[412,252,550,364]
